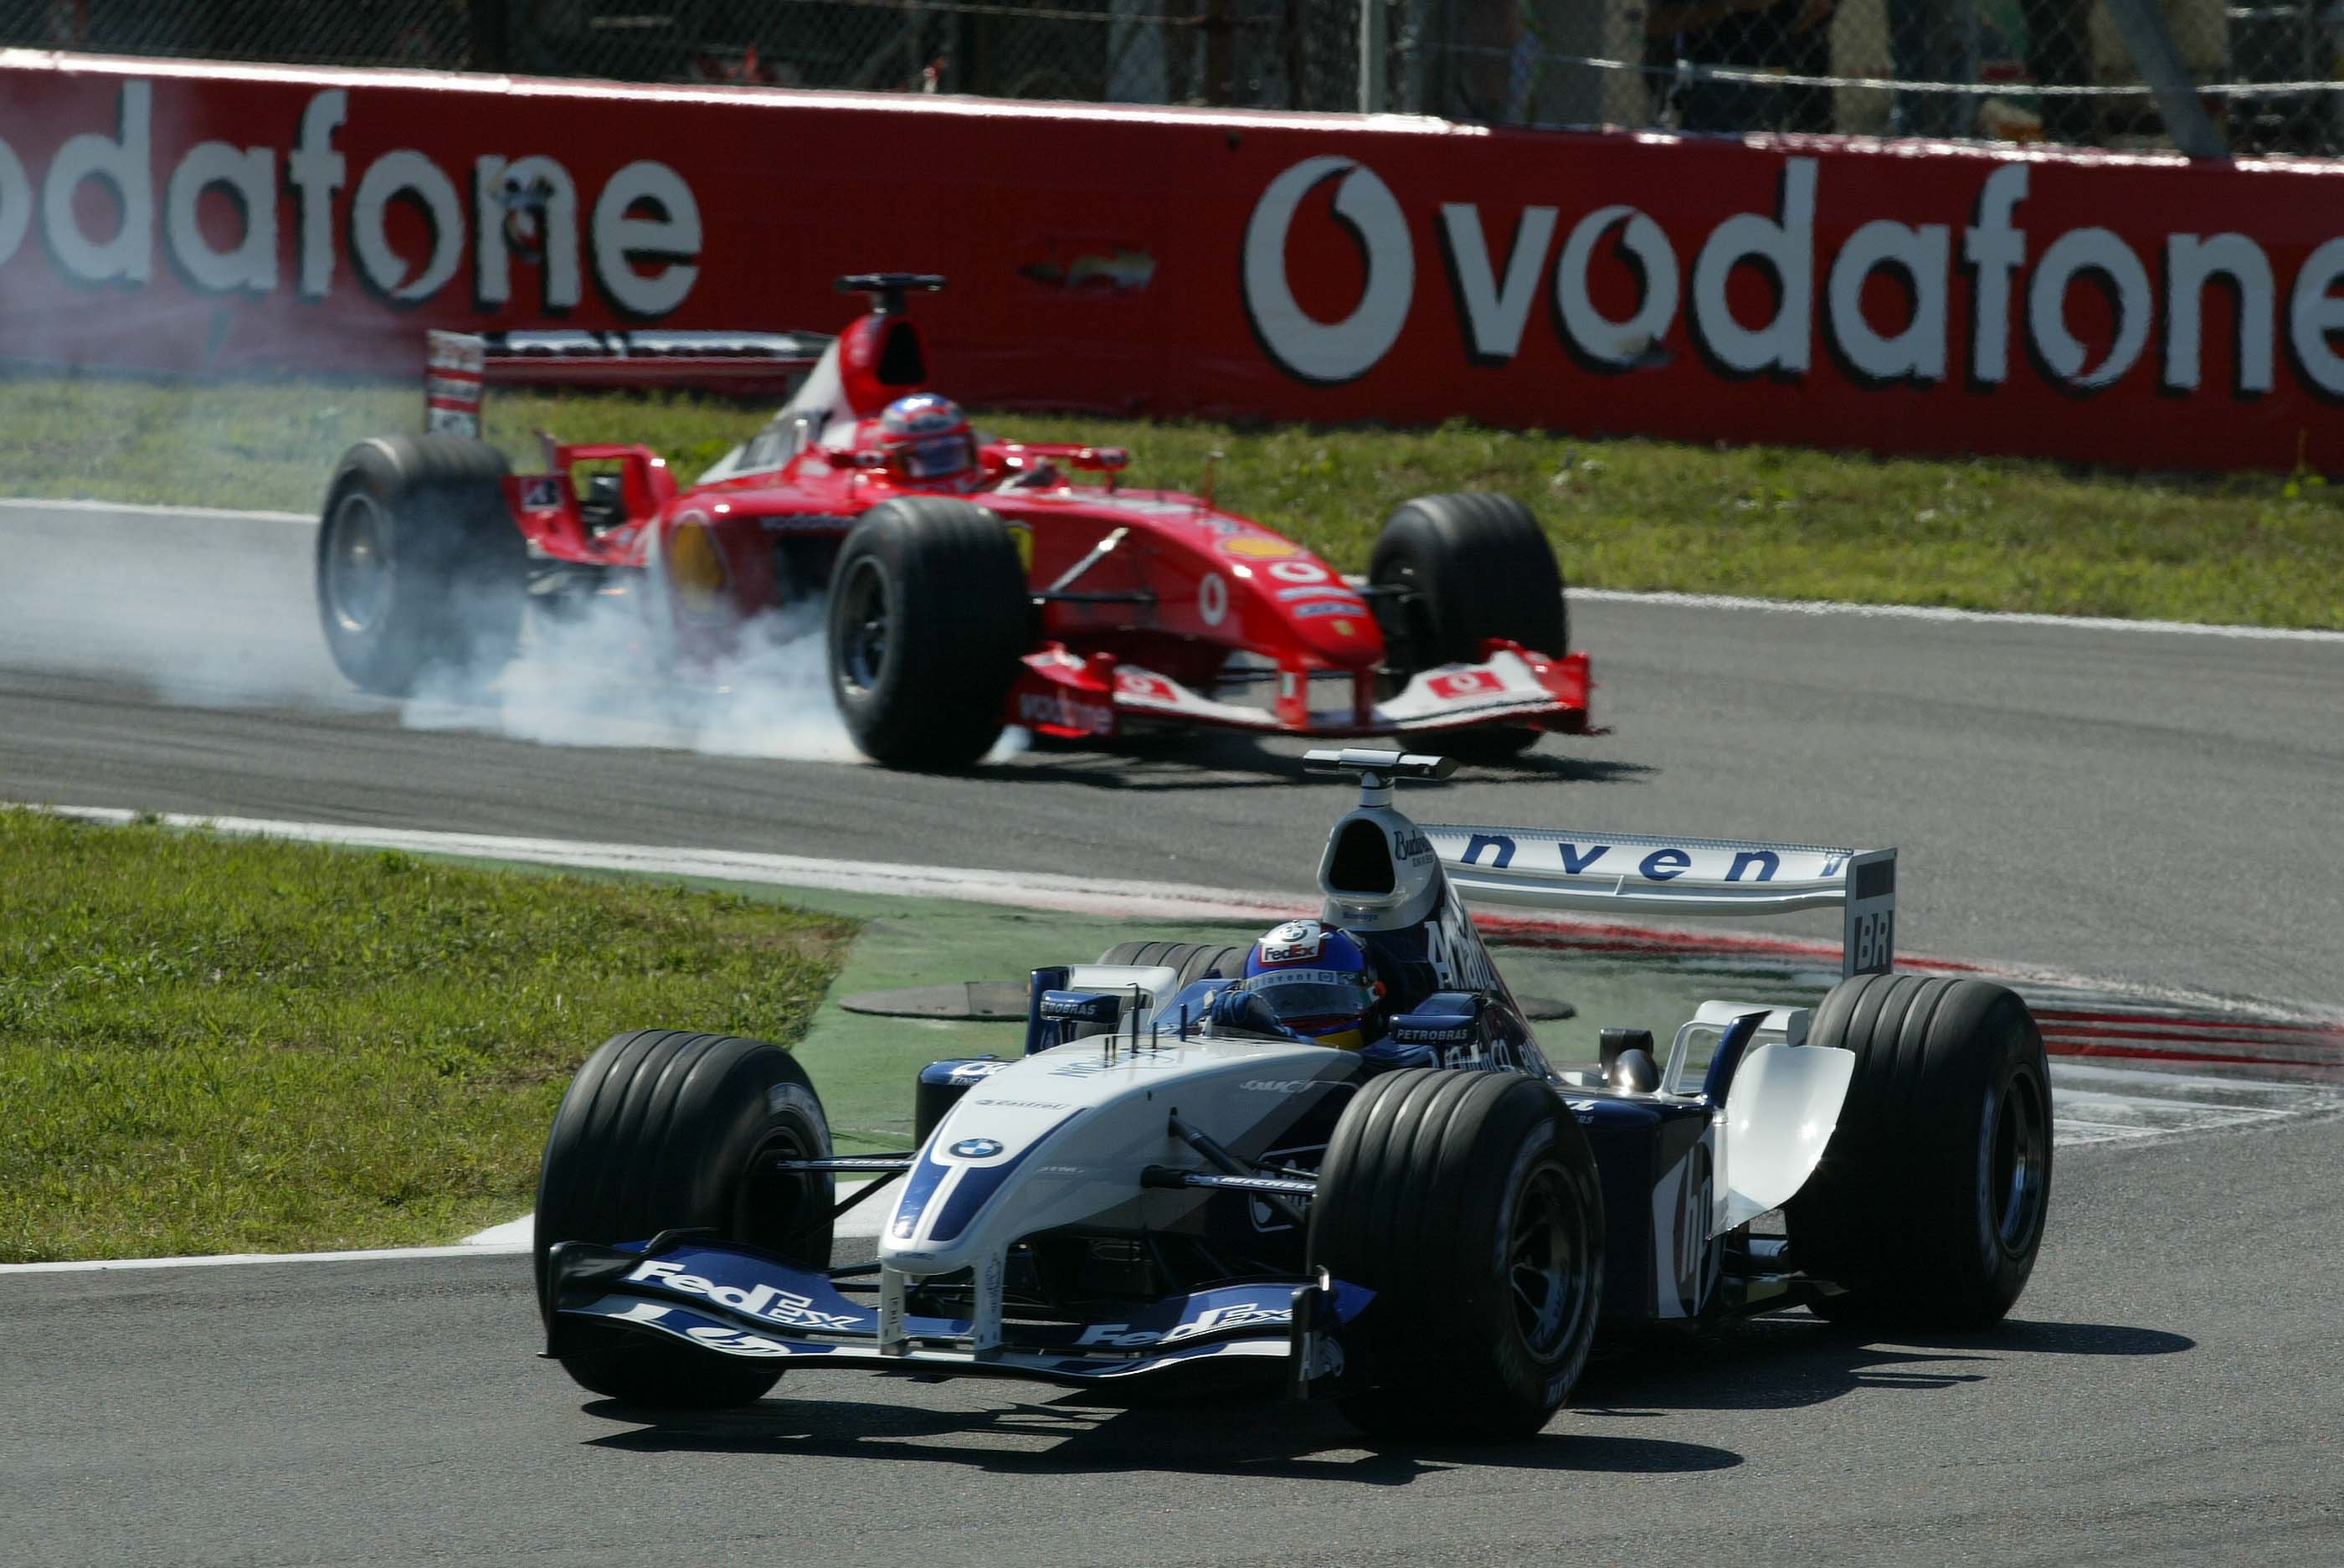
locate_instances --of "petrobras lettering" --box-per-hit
[626,1258,864,1332]
[1239,152,2344,403]
[1241,1078,1313,1094]
[0,79,701,315]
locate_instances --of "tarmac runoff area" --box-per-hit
[1,808,2335,1276]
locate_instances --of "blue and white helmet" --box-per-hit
[1241,918,1382,1050]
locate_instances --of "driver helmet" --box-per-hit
[876,393,975,486]
[1240,919,1383,1051]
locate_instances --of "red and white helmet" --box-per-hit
[877,393,975,486]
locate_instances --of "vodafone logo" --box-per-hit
[1241,156,1414,383]
[1428,669,1504,700]
[0,80,702,316]
[1239,152,2344,401]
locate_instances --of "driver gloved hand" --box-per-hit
[1205,987,1309,1043]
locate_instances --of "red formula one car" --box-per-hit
[315,275,1591,769]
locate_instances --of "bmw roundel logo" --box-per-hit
[949,1138,1004,1159]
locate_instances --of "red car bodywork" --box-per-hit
[489,298,1591,745]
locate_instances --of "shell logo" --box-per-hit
[1005,521,1035,574]
[668,519,729,610]
[1220,536,1300,560]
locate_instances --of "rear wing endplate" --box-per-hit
[424,327,830,436]
[1423,825,1895,978]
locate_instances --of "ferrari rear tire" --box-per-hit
[1784,974,2053,1330]
[1311,1069,1603,1442]
[1370,493,1566,759]
[535,1029,835,1408]
[827,497,1027,770]
[316,435,523,697]
[1094,940,1249,991]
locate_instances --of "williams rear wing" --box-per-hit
[1423,825,1895,978]
[424,327,830,435]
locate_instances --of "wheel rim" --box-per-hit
[735,1121,828,1267]
[835,556,891,698]
[1370,563,1434,696]
[1507,1164,1593,1358]
[1981,1069,2050,1259]
[326,491,393,635]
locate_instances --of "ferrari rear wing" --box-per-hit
[424,327,829,435]
[1423,825,1895,977]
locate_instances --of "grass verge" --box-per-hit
[0,810,854,1262]
[2,373,2339,628]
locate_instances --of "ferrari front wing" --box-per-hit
[1007,642,1591,743]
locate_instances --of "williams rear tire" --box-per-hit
[535,1029,835,1408]
[316,435,522,697]
[1784,974,2053,1330]
[1311,1069,1603,1442]
[827,496,1028,770]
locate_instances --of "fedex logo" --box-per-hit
[1075,1302,1290,1347]
[626,1258,863,1332]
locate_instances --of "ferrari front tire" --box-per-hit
[827,497,1028,769]
[1784,974,2054,1329]
[535,1029,835,1408]
[315,434,523,697]
[1370,493,1566,759]
[1311,1069,1604,1442]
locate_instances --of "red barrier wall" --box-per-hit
[5,50,2344,471]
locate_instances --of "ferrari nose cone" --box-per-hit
[1275,584,1382,664]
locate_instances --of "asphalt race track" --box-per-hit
[2,502,2341,1567]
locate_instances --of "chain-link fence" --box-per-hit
[0,1,1357,106]
[5,0,2340,152]
[1425,0,2343,154]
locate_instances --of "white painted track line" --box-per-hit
[8,495,2336,638]
[0,496,310,525]
[0,1185,887,1275]
[1570,587,2344,642]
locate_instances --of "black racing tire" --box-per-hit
[1783,974,2053,1330]
[1370,493,1566,758]
[315,434,523,697]
[534,1029,835,1408]
[827,496,1028,770]
[1094,940,1249,992]
[1310,1069,1603,1442]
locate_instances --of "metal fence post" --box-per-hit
[1360,0,1388,111]
[2101,0,2228,156]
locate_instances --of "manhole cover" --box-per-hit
[839,982,1032,1021]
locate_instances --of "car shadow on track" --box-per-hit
[992,733,1656,792]
[579,1391,1740,1483]
[1571,1315,2195,1418]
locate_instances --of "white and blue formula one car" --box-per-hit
[536,751,2053,1440]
